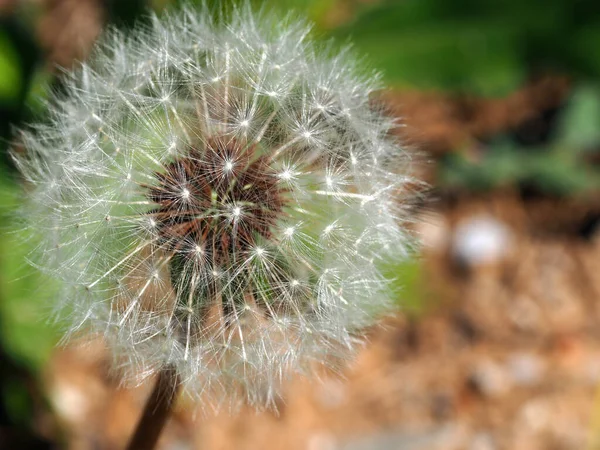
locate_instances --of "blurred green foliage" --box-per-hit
[559,84,600,150]
[334,0,600,96]
[439,85,600,196]
[0,165,60,444]
[378,257,425,314]
[0,30,22,105]
[0,169,59,370]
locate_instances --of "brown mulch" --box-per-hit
[37,0,105,69]
[386,76,571,156]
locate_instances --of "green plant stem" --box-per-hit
[126,365,180,450]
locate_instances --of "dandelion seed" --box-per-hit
[279,169,293,181]
[13,3,417,415]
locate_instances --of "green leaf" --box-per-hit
[0,171,59,371]
[556,84,600,150]
[0,30,22,105]
[378,257,424,314]
[333,2,523,95]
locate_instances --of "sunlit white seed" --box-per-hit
[279,170,293,180]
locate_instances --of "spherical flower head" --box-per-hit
[14,4,416,410]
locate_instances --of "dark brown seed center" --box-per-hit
[147,138,286,266]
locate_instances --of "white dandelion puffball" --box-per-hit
[15,5,416,410]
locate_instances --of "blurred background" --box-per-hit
[0,0,599,449]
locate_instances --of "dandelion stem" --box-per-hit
[126,365,180,450]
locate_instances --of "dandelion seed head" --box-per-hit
[13,3,418,412]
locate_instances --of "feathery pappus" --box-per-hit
[14,3,418,411]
